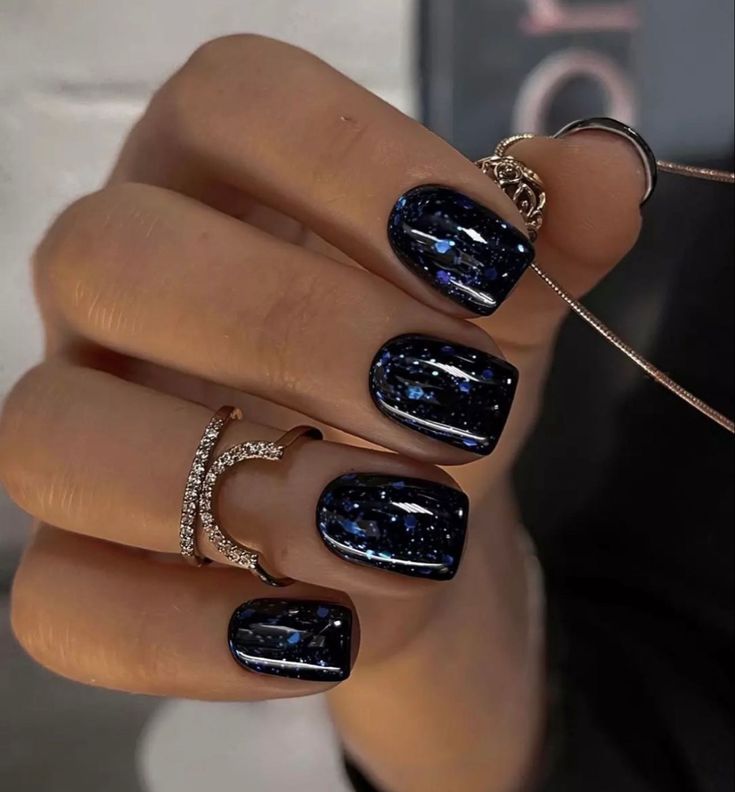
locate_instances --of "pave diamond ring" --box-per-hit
[179,406,322,587]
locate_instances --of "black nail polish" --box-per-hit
[228,599,352,682]
[388,185,534,315]
[317,473,468,580]
[369,334,518,455]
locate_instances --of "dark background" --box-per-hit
[421,3,733,789]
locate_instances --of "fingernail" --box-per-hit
[228,599,352,681]
[388,185,534,315]
[554,117,658,205]
[317,473,468,580]
[369,334,518,455]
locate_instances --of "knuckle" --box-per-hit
[160,34,322,150]
[181,33,310,77]
[33,188,119,310]
[33,183,161,329]
[10,536,173,693]
[0,364,47,503]
[10,570,93,687]
[36,183,149,273]
[10,550,63,677]
[164,34,273,111]
[9,534,115,689]
[0,363,84,520]
[33,192,96,301]
[183,33,281,71]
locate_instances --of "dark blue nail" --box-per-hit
[316,473,468,580]
[228,599,352,682]
[369,334,518,455]
[388,185,534,315]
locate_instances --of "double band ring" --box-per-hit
[179,406,322,587]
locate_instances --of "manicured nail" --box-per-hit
[369,334,518,455]
[388,185,534,315]
[317,473,468,580]
[228,599,352,682]
[554,117,658,205]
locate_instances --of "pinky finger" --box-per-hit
[11,527,358,700]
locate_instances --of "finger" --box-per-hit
[482,131,647,350]
[0,363,469,598]
[111,34,534,318]
[113,36,647,350]
[36,182,518,462]
[11,526,357,698]
[436,130,649,486]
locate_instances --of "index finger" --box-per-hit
[111,34,533,318]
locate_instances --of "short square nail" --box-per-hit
[317,473,468,580]
[228,599,352,682]
[388,185,534,315]
[369,334,518,455]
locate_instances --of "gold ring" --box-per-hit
[475,135,546,241]
[179,407,322,587]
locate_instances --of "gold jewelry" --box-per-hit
[179,408,322,587]
[476,140,546,241]
[476,119,734,435]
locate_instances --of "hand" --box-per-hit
[0,36,645,792]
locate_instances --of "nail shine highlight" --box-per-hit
[369,334,518,455]
[317,473,468,580]
[388,185,534,315]
[228,599,352,682]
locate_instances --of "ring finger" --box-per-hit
[0,363,470,598]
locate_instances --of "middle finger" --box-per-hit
[37,183,519,463]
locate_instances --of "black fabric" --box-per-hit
[535,161,734,792]
[343,164,734,791]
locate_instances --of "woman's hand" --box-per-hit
[0,36,645,792]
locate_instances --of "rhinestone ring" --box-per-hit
[179,407,322,587]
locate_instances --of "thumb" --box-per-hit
[482,129,648,352]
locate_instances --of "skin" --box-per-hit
[0,35,646,792]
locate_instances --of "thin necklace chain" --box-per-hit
[492,153,735,434]
[656,161,735,184]
[529,259,735,434]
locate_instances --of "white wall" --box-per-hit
[0,6,416,790]
[0,0,417,550]
[0,0,417,400]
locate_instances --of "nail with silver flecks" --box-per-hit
[369,334,518,456]
[228,599,353,681]
[388,185,535,315]
[317,473,468,580]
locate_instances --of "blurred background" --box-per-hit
[1,2,733,790]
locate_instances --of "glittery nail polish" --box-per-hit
[388,185,534,315]
[316,473,468,580]
[228,599,352,682]
[369,334,518,455]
